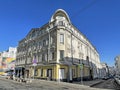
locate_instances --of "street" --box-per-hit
[0,77,108,90]
[91,79,120,89]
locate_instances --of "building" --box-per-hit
[108,66,116,76]
[100,63,109,78]
[115,55,120,75]
[15,9,101,82]
[0,47,17,75]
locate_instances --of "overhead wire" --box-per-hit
[71,0,97,19]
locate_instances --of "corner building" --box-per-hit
[16,9,101,82]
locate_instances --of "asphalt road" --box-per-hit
[91,78,120,89]
[0,77,106,90]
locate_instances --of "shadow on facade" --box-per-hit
[15,56,99,82]
[59,57,99,82]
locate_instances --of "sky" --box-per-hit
[0,0,120,66]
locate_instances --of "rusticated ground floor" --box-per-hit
[15,64,93,82]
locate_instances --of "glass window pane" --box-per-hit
[60,34,64,44]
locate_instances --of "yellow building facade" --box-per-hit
[16,9,101,82]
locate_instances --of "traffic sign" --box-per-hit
[32,59,37,66]
[78,64,83,69]
[33,63,37,66]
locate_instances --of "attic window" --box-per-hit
[59,21,64,26]
[56,15,64,20]
[32,31,36,38]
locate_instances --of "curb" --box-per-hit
[90,81,103,87]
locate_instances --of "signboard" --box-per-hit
[33,63,37,66]
[78,64,83,69]
[32,59,37,66]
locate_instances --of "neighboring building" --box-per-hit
[100,63,109,78]
[108,66,116,76]
[15,9,101,82]
[0,47,17,75]
[115,55,120,75]
[2,47,17,58]
[0,52,2,74]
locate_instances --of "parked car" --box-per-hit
[114,75,120,85]
[102,76,109,80]
[5,70,14,79]
[6,72,13,79]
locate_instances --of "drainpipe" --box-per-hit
[47,22,51,63]
[71,32,73,64]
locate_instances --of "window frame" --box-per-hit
[60,34,64,44]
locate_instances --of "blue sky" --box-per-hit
[0,0,119,66]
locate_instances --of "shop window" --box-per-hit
[41,69,43,77]
[35,69,38,76]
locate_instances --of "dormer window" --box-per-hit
[32,31,36,38]
[59,21,64,26]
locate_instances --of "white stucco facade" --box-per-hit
[16,9,102,81]
[115,56,120,75]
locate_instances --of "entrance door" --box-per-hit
[47,69,52,80]
[90,69,93,80]
[59,69,65,80]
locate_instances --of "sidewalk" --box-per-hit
[30,79,108,90]
[0,76,109,90]
[73,79,104,87]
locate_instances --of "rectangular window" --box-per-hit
[43,40,46,46]
[39,30,41,35]
[59,21,64,26]
[60,34,64,44]
[51,37,53,44]
[35,69,37,76]
[38,54,40,62]
[42,54,45,61]
[72,69,75,77]
[32,32,36,38]
[60,50,64,60]
[46,39,48,46]
[59,68,65,80]
[52,52,54,60]
[41,69,43,77]
[39,42,41,49]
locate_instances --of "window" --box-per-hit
[38,53,41,62]
[38,30,41,35]
[46,39,48,45]
[45,54,47,61]
[60,50,64,60]
[42,54,45,61]
[72,69,75,77]
[59,68,65,80]
[43,40,46,46]
[41,69,43,77]
[86,56,89,65]
[52,52,55,59]
[38,42,41,49]
[51,37,53,44]
[32,31,36,38]
[59,21,64,26]
[35,69,38,76]
[60,34,64,44]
